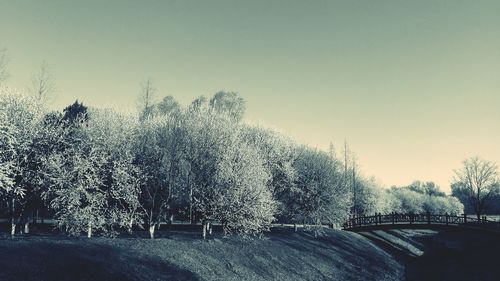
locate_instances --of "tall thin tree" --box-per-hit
[31,61,56,103]
[137,77,157,118]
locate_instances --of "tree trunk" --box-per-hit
[149,225,155,239]
[128,218,134,234]
[87,222,92,238]
[202,222,207,240]
[189,188,193,224]
[11,223,16,238]
[10,198,16,238]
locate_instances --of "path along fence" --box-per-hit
[343,213,500,232]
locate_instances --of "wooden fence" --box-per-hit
[343,213,500,232]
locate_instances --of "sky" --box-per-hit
[1,0,499,193]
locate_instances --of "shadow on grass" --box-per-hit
[0,237,200,281]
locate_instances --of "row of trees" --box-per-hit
[1,50,497,237]
[1,87,354,238]
[351,165,500,220]
[1,84,497,239]
[350,179,464,217]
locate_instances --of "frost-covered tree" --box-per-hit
[422,195,463,215]
[289,146,351,229]
[156,96,181,116]
[182,109,276,237]
[0,87,44,237]
[134,113,185,239]
[0,110,16,202]
[406,181,446,197]
[212,139,276,236]
[44,148,108,237]
[352,177,386,216]
[242,125,297,221]
[109,157,143,233]
[189,95,208,111]
[389,187,425,214]
[19,111,67,234]
[88,109,143,234]
[385,185,464,215]
[43,108,143,237]
[377,190,402,214]
[209,91,245,121]
[353,179,460,216]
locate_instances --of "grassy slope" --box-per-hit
[0,228,403,281]
[359,228,500,281]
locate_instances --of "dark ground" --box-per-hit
[359,227,500,281]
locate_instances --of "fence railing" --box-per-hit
[343,213,500,231]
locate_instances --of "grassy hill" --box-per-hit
[0,228,403,281]
[1,226,498,281]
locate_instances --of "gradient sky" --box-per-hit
[1,0,499,193]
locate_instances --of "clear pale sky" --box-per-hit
[1,0,499,193]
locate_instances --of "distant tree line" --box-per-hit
[348,178,465,216]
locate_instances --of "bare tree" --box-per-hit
[452,156,499,219]
[0,48,9,85]
[137,77,157,118]
[31,61,56,103]
[342,141,358,216]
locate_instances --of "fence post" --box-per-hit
[427,212,431,224]
[392,212,395,225]
[463,213,467,224]
[445,212,449,225]
[379,213,382,224]
[409,213,413,224]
